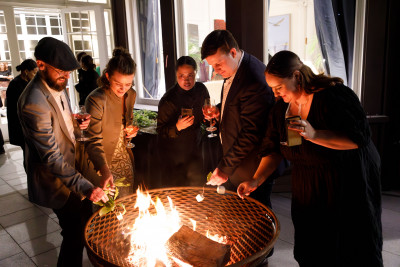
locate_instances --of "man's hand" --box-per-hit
[86,187,109,203]
[176,116,194,131]
[206,168,228,186]
[237,179,258,199]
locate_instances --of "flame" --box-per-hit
[126,188,227,266]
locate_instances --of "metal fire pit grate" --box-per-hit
[84,187,280,267]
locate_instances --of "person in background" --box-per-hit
[6,59,38,150]
[75,54,99,105]
[18,37,108,267]
[0,128,4,154]
[238,50,383,266]
[201,30,277,208]
[0,62,13,81]
[79,47,138,198]
[157,56,210,186]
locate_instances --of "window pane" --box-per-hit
[15,15,21,25]
[27,26,37,34]
[36,17,46,26]
[74,40,83,50]
[50,17,59,26]
[181,0,226,83]
[18,40,25,50]
[51,28,60,35]
[26,16,36,25]
[20,52,26,60]
[38,26,47,35]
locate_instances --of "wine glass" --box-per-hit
[126,118,139,148]
[73,105,90,142]
[203,99,217,138]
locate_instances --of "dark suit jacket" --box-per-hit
[218,51,274,187]
[18,74,95,209]
[6,75,28,147]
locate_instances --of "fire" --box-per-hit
[126,188,227,267]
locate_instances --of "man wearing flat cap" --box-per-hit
[18,37,108,267]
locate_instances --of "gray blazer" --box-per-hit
[18,74,94,209]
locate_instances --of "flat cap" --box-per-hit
[34,37,80,71]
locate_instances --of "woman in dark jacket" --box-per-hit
[75,54,100,105]
[6,59,38,149]
[157,56,210,186]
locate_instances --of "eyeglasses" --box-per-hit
[46,64,71,77]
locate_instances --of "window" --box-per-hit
[0,11,11,62]
[14,9,63,60]
[268,0,325,74]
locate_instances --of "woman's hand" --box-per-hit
[125,125,139,138]
[288,118,315,140]
[237,179,258,199]
[77,114,91,130]
[176,115,194,131]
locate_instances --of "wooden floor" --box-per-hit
[0,143,399,266]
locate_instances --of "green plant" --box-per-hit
[93,177,131,216]
[133,109,158,127]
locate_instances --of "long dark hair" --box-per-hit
[265,50,343,94]
[98,47,137,88]
[16,59,37,72]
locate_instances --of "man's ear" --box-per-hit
[230,48,237,58]
[36,60,45,70]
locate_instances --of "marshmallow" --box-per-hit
[196,194,205,202]
[217,185,225,194]
[116,212,124,221]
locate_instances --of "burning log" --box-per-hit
[166,225,230,267]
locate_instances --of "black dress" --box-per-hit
[75,68,99,105]
[157,82,210,187]
[6,75,28,147]
[261,84,383,267]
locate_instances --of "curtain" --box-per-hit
[331,0,355,87]
[314,0,354,86]
[138,0,160,98]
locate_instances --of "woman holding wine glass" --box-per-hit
[157,56,211,187]
[77,47,138,198]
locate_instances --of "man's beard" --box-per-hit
[41,68,68,92]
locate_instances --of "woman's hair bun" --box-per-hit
[112,47,129,58]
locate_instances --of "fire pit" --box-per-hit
[84,187,280,266]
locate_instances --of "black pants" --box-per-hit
[53,192,93,267]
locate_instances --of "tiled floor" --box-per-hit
[1,143,400,267]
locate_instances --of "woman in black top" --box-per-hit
[75,54,99,105]
[238,51,383,267]
[6,59,38,148]
[157,56,210,186]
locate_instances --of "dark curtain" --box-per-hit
[331,0,356,87]
[314,0,353,85]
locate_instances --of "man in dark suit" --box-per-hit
[18,37,108,267]
[201,30,276,207]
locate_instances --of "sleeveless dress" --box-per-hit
[109,124,134,197]
[261,84,383,267]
